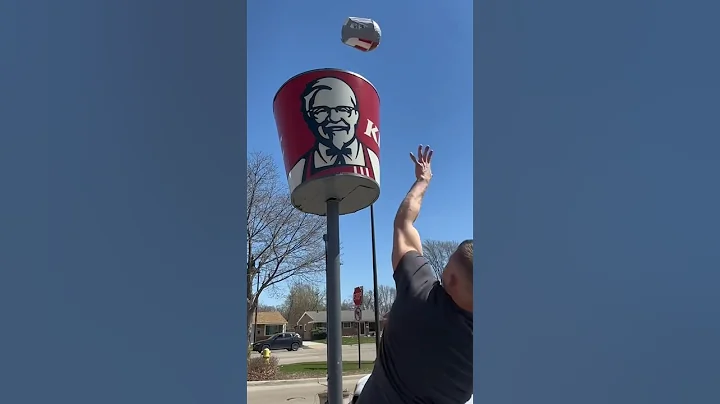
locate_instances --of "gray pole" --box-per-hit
[370,205,381,355]
[325,198,343,404]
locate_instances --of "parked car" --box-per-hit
[252,332,303,352]
[351,374,473,404]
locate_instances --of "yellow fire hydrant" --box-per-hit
[261,347,271,364]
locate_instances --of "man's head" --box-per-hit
[441,240,474,312]
[301,77,360,150]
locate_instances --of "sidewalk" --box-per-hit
[247,375,362,404]
[247,373,366,387]
[302,340,326,349]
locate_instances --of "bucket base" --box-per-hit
[291,174,379,216]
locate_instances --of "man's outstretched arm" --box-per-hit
[391,145,434,271]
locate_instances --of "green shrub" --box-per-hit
[247,356,279,381]
[311,329,327,340]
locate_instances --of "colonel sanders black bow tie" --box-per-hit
[325,147,353,165]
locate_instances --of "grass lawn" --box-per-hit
[315,336,376,345]
[278,361,375,379]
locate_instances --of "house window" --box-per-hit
[342,322,353,329]
[265,324,283,335]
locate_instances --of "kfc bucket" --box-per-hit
[273,69,381,216]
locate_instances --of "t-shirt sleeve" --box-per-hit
[393,250,438,301]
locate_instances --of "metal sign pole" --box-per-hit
[357,314,362,369]
[325,198,343,404]
[354,306,363,369]
[370,204,380,355]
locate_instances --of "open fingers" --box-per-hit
[414,145,434,164]
[409,153,419,165]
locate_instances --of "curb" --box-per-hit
[247,373,367,387]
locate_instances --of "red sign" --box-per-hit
[353,286,363,307]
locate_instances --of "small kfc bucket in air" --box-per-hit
[273,68,381,216]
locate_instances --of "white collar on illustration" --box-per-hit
[314,138,365,168]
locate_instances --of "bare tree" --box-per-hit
[422,239,459,280]
[246,152,326,344]
[256,304,278,312]
[376,285,396,316]
[279,282,326,328]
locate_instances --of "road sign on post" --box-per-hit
[353,287,364,371]
[354,306,363,369]
[353,286,363,307]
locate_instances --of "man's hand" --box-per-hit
[392,145,434,271]
[410,145,433,183]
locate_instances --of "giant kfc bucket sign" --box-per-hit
[273,69,381,216]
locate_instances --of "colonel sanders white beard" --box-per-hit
[317,121,357,150]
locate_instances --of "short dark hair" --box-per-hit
[454,239,473,281]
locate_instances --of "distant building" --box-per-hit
[251,311,288,342]
[295,310,386,341]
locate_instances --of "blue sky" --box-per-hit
[248,2,473,305]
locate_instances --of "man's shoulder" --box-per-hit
[393,251,437,300]
[393,250,431,274]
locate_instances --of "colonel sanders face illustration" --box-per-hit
[301,77,360,153]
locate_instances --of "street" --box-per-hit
[247,375,365,404]
[252,343,377,365]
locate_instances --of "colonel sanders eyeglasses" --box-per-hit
[308,106,356,123]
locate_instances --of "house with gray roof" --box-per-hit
[295,310,388,340]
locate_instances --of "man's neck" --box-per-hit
[445,286,473,313]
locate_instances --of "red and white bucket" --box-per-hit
[273,69,381,216]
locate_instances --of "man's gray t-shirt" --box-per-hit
[356,251,473,404]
